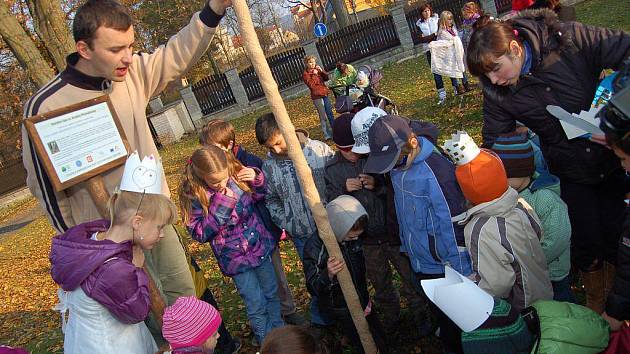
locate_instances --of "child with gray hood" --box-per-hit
[302,195,387,353]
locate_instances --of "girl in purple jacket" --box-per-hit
[50,189,178,353]
[179,145,283,345]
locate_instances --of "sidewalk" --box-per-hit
[0,187,31,209]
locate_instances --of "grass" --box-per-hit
[0,0,628,352]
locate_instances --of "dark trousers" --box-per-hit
[412,272,463,353]
[363,244,426,328]
[560,177,626,271]
[201,288,239,354]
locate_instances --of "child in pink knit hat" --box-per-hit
[161,296,223,354]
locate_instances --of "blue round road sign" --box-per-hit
[313,22,328,38]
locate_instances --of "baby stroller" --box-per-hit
[331,65,398,115]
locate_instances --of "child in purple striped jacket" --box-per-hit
[178,145,284,345]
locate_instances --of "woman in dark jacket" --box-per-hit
[466,9,630,314]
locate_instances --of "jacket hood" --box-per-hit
[480,8,568,99]
[50,219,133,291]
[326,195,368,242]
[409,120,440,146]
[296,128,309,144]
[529,171,561,195]
[460,187,520,222]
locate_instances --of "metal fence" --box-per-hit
[0,157,27,196]
[316,15,400,71]
[494,0,512,14]
[406,0,468,45]
[191,73,237,115]
[238,46,308,102]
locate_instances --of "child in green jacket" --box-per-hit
[492,133,574,303]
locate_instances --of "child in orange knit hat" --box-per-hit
[444,131,553,312]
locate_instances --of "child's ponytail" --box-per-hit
[107,188,121,224]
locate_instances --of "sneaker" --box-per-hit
[437,88,447,104]
[283,312,308,326]
[251,336,260,348]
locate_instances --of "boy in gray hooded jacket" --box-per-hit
[256,112,334,328]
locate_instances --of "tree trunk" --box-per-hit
[330,0,350,29]
[26,0,74,72]
[232,0,377,352]
[0,0,54,88]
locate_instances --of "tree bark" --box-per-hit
[26,0,75,72]
[232,0,377,352]
[330,0,350,29]
[0,0,54,88]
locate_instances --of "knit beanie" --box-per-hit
[461,298,534,354]
[491,133,535,178]
[443,132,508,206]
[163,296,222,349]
[326,195,368,242]
[332,112,356,148]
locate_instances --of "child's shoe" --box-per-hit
[437,88,447,105]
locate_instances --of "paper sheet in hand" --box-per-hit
[421,266,493,332]
[546,105,604,139]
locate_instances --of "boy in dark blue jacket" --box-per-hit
[363,115,472,353]
[199,119,306,326]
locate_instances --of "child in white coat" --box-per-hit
[429,11,472,100]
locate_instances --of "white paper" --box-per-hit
[552,106,603,139]
[34,102,128,183]
[421,266,494,332]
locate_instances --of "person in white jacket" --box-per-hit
[428,11,473,100]
[416,5,471,104]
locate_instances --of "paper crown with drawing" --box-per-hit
[443,131,481,165]
[119,151,163,195]
[421,266,494,332]
[443,131,509,205]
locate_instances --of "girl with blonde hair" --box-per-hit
[429,10,472,97]
[179,145,283,345]
[50,154,178,353]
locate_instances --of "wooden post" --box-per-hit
[83,176,167,327]
[232,1,377,352]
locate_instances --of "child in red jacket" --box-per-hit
[303,55,335,140]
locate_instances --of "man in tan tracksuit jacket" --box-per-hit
[22,0,228,312]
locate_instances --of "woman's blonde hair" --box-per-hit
[178,145,251,224]
[107,189,177,226]
[438,10,454,31]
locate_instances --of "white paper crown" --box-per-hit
[119,151,163,194]
[443,131,481,165]
[421,266,494,332]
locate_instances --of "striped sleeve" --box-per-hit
[467,217,516,299]
[22,77,73,234]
